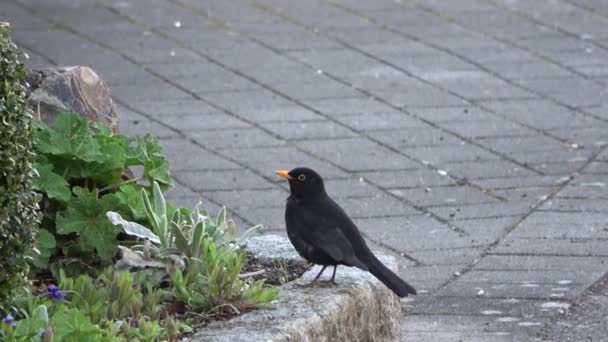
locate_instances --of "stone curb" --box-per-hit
[186,235,402,342]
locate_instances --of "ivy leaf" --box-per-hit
[36,112,102,162]
[31,229,56,268]
[56,187,121,260]
[34,160,71,202]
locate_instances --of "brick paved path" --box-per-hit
[3,0,608,340]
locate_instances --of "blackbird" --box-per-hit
[275,167,416,297]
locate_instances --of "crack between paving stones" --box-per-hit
[561,0,608,18]
[245,0,548,181]
[11,1,294,228]
[482,0,608,55]
[95,1,488,241]
[433,143,608,292]
[412,1,607,89]
[163,0,524,200]
[324,0,608,132]
[13,0,467,253]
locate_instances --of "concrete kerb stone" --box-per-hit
[185,235,403,341]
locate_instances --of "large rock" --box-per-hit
[185,235,403,341]
[27,66,119,133]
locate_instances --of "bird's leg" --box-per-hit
[329,265,338,284]
[320,266,338,285]
[299,265,327,287]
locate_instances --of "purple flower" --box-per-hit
[11,322,16,329]
[2,315,13,323]
[38,330,45,337]
[45,284,65,300]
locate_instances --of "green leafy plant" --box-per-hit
[4,267,183,342]
[32,112,174,270]
[0,23,41,313]
[108,182,279,316]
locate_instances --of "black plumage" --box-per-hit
[275,167,416,297]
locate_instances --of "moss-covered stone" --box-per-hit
[187,235,402,341]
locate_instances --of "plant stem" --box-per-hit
[62,165,71,178]
[99,176,143,193]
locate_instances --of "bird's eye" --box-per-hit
[298,174,306,181]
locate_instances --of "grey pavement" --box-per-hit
[3,0,608,340]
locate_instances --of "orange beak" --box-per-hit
[274,169,292,180]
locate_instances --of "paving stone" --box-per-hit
[358,169,456,189]
[228,105,324,123]
[273,80,362,100]
[492,186,555,202]
[369,126,463,148]
[205,188,288,209]
[354,215,480,251]
[10,0,608,340]
[221,146,349,179]
[473,175,566,189]
[456,269,597,287]
[175,169,275,192]
[370,86,467,107]
[401,314,541,341]
[480,98,605,130]
[333,111,427,131]
[436,279,586,300]
[117,109,179,138]
[402,144,501,164]
[403,265,462,292]
[174,72,261,94]
[323,178,385,198]
[443,119,535,139]
[429,201,532,221]
[410,247,484,266]
[441,160,539,180]
[509,211,608,239]
[260,120,356,141]
[303,97,395,116]
[233,206,286,231]
[389,186,498,207]
[338,196,420,218]
[438,75,534,100]
[407,106,492,123]
[186,128,284,150]
[493,237,608,257]
[128,99,220,117]
[483,61,575,80]
[161,113,252,132]
[202,89,293,111]
[474,255,608,272]
[299,137,419,171]
[548,126,608,148]
[454,216,524,245]
[538,198,608,213]
[407,295,563,318]
[558,181,608,199]
[159,138,239,171]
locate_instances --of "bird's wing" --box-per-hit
[290,198,368,270]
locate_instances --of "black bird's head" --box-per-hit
[275,167,326,198]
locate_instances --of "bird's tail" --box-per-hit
[367,256,416,297]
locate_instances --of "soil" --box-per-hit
[242,251,312,286]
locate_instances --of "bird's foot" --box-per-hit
[296,280,336,288]
[318,279,337,286]
[296,281,321,288]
